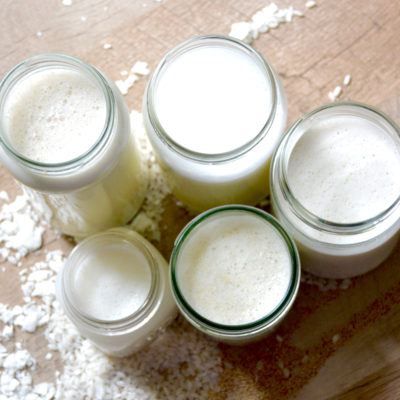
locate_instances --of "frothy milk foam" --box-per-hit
[287,116,400,223]
[177,212,292,325]
[73,244,151,321]
[4,68,106,163]
[154,45,271,154]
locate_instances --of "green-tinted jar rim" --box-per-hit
[170,205,301,339]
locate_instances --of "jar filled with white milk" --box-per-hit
[143,35,287,212]
[0,54,147,237]
[170,205,300,344]
[270,102,400,279]
[57,227,177,357]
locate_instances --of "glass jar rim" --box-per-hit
[145,34,278,164]
[61,228,160,333]
[0,53,114,173]
[170,205,301,336]
[272,101,400,235]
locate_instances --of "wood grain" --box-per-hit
[0,0,399,398]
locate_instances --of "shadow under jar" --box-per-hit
[270,102,400,279]
[170,205,300,344]
[0,54,147,238]
[143,35,287,213]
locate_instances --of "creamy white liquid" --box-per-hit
[177,211,292,325]
[73,243,151,321]
[287,116,400,223]
[4,68,106,163]
[154,45,272,154]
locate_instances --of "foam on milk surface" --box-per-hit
[73,244,151,321]
[287,116,400,223]
[177,213,292,325]
[154,45,271,154]
[4,68,106,163]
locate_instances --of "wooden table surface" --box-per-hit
[1,0,400,399]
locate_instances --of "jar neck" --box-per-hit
[273,101,400,235]
[145,34,278,164]
[0,54,115,175]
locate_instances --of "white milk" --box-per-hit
[144,36,287,211]
[0,56,147,237]
[154,46,271,154]
[57,228,177,357]
[4,69,106,163]
[287,116,400,224]
[73,244,152,321]
[176,211,292,326]
[270,103,400,278]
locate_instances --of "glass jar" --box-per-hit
[270,102,400,279]
[0,54,147,238]
[143,35,287,212]
[170,205,300,344]
[56,227,177,357]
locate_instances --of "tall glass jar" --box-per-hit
[143,35,287,212]
[270,102,400,279]
[170,205,300,344]
[0,54,147,238]
[56,227,177,357]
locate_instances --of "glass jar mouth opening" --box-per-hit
[0,53,114,172]
[62,229,160,332]
[170,205,300,335]
[146,34,278,164]
[274,101,400,235]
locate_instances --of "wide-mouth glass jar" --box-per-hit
[56,227,177,357]
[0,54,147,238]
[170,205,300,344]
[270,102,400,278]
[143,35,287,212]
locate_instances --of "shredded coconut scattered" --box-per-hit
[305,1,317,8]
[115,61,150,96]
[129,110,171,241]
[343,74,351,86]
[301,271,352,291]
[0,193,44,264]
[62,0,72,6]
[80,16,87,22]
[276,334,283,342]
[103,43,112,50]
[0,191,9,202]
[229,2,303,44]
[328,85,342,102]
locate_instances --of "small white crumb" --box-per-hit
[120,70,129,76]
[2,267,6,272]
[276,334,283,342]
[278,360,284,369]
[36,31,43,37]
[332,334,340,343]
[343,74,351,86]
[103,43,112,50]
[62,0,72,5]
[328,85,342,101]
[283,368,290,378]
[0,190,9,201]
[104,6,109,11]
[80,16,87,22]
[339,278,352,290]
[301,355,309,364]
[45,353,53,360]
[305,1,317,8]
[131,61,150,76]
[256,360,264,371]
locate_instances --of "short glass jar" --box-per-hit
[0,54,147,238]
[143,35,287,212]
[270,102,400,279]
[170,205,300,344]
[56,227,177,357]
